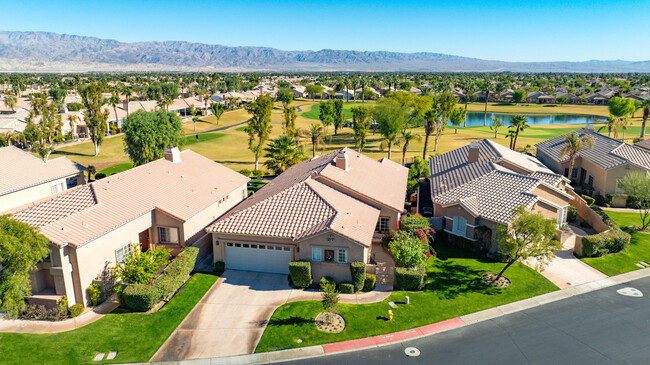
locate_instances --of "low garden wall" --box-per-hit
[569,190,610,233]
[191,233,212,261]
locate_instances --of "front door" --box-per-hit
[139,229,151,251]
[580,168,587,185]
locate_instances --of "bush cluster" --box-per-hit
[19,304,68,321]
[591,206,619,229]
[581,194,595,206]
[582,230,631,257]
[69,303,84,318]
[123,247,198,312]
[626,195,643,209]
[567,206,577,222]
[349,261,366,292]
[288,261,312,288]
[363,273,376,291]
[319,276,335,291]
[394,266,426,291]
[87,283,104,306]
[594,195,607,206]
[213,261,225,275]
[339,282,355,294]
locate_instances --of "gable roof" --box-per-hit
[207,148,407,246]
[535,127,650,171]
[10,150,248,247]
[0,146,85,198]
[429,139,570,224]
[635,138,650,151]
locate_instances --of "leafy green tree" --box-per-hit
[80,82,109,156]
[111,244,171,284]
[620,172,650,231]
[373,103,407,160]
[495,206,561,280]
[318,100,334,132]
[263,135,305,173]
[245,94,274,170]
[210,103,226,125]
[560,132,594,181]
[48,88,66,108]
[283,105,297,136]
[490,116,505,138]
[388,230,429,268]
[0,214,50,318]
[429,92,457,153]
[306,84,324,100]
[400,214,434,237]
[449,106,466,134]
[320,281,339,324]
[508,114,529,150]
[276,87,294,108]
[512,89,526,104]
[332,99,345,135]
[608,96,636,138]
[122,110,184,166]
[351,105,372,152]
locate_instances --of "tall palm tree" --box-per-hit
[263,135,305,173]
[482,81,494,126]
[3,95,17,112]
[123,87,133,118]
[305,123,326,157]
[640,99,650,138]
[87,165,96,182]
[598,115,619,138]
[398,131,421,165]
[108,94,121,130]
[422,109,437,159]
[560,132,594,182]
[68,114,81,137]
[508,114,530,150]
[463,81,476,126]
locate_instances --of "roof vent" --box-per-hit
[585,124,595,132]
[164,147,182,163]
[335,150,349,171]
[468,142,480,164]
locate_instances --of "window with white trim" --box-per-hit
[158,227,179,244]
[242,188,247,199]
[375,217,390,233]
[312,247,322,261]
[452,216,467,236]
[51,182,64,194]
[337,249,348,263]
[116,244,132,264]
[558,206,568,226]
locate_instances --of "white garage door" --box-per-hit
[225,242,292,274]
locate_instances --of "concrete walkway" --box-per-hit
[151,270,392,362]
[524,225,607,289]
[602,206,644,213]
[0,296,119,334]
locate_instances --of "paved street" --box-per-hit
[286,277,650,364]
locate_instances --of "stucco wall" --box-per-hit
[0,173,83,213]
[299,233,368,283]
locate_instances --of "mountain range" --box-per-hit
[1,31,649,73]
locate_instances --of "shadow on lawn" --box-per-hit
[267,316,313,327]
[427,261,500,299]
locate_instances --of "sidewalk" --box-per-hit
[0,297,118,334]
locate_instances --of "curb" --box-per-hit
[143,266,650,364]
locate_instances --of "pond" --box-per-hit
[461,112,605,127]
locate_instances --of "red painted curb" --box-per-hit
[321,316,465,354]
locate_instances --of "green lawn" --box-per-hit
[0,273,218,365]
[581,211,650,276]
[182,132,225,147]
[98,162,133,176]
[255,241,557,353]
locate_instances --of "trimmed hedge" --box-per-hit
[288,261,312,288]
[582,229,631,257]
[349,261,366,292]
[567,206,577,222]
[394,266,425,291]
[339,282,355,294]
[213,261,225,275]
[581,194,595,206]
[319,276,335,291]
[123,247,198,311]
[363,273,376,291]
[69,304,84,318]
[594,195,607,206]
[591,206,619,229]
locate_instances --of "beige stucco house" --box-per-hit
[10,148,249,307]
[535,126,650,196]
[428,139,574,252]
[207,148,408,283]
[0,146,86,213]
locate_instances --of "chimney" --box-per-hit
[123,100,130,114]
[585,124,595,132]
[164,147,182,163]
[335,150,349,171]
[468,142,480,164]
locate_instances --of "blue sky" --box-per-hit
[4,0,649,62]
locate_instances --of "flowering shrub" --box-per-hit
[388,230,430,268]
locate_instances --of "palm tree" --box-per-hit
[462,82,476,126]
[263,135,305,173]
[560,132,594,182]
[108,94,121,131]
[508,115,530,150]
[639,99,650,138]
[482,81,494,126]
[3,131,25,147]
[87,165,96,182]
[422,109,437,159]
[490,116,505,138]
[398,131,421,165]
[3,95,17,112]
[305,123,326,157]
[68,114,81,137]
[123,87,133,118]
[598,115,619,138]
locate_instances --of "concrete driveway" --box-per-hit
[152,270,391,361]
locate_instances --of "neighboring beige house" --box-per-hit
[9,148,249,307]
[428,139,574,252]
[535,126,650,195]
[0,146,86,213]
[207,148,408,282]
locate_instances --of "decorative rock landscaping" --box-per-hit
[481,273,511,287]
[315,312,346,333]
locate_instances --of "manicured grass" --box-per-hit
[98,162,134,176]
[302,101,372,120]
[183,132,225,146]
[0,273,218,365]
[255,241,557,353]
[581,211,650,276]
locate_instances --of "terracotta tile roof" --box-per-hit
[635,138,650,151]
[11,150,248,247]
[0,146,85,197]
[207,148,403,246]
[535,127,650,171]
